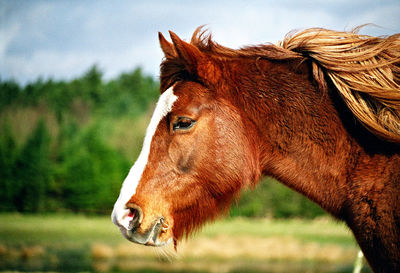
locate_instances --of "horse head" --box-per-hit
[112,30,260,246]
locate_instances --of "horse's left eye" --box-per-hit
[173,117,196,131]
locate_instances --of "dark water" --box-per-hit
[0,246,372,273]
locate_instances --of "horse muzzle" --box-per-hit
[112,203,171,246]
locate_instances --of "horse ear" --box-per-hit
[169,30,207,76]
[159,32,176,59]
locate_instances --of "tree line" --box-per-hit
[0,66,325,218]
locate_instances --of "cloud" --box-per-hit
[0,23,20,59]
[1,0,399,84]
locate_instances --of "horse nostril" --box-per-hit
[128,208,137,220]
[126,203,143,230]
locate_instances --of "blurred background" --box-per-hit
[1,0,399,272]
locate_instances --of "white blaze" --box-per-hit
[112,87,178,230]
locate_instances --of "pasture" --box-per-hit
[0,213,370,272]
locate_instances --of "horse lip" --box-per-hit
[122,216,168,247]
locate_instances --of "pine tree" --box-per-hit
[14,119,52,212]
[59,125,129,212]
[0,122,18,211]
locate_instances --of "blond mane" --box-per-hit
[278,27,400,143]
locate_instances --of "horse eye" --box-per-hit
[173,117,196,131]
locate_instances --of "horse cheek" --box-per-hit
[168,138,195,173]
[177,152,195,173]
[167,140,181,166]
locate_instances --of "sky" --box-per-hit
[1,0,400,84]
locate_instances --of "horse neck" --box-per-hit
[228,59,359,217]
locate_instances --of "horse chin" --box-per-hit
[119,217,172,247]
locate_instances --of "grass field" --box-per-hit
[0,213,371,273]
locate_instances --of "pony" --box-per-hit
[112,27,400,273]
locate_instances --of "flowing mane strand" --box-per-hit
[160,27,400,143]
[279,27,400,143]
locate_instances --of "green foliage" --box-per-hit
[0,65,154,214]
[230,177,326,219]
[102,67,159,116]
[81,65,103,103]
[13,119,52,212]
[0,80,20,110]
[0,121,18,211]
[58,124,130,212]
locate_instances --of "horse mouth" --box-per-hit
[119,216,171,247]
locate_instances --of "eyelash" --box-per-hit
[172,117,196,131]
